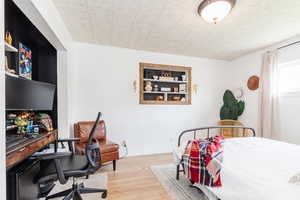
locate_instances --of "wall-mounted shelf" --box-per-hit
[139,63,192,105]
[5,42,18,52]
[143,78,187,84]
[5,74,56,110]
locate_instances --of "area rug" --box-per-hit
[40,173,107,200]
[151,164,209,200]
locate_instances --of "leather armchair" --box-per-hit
[74,120,119,170]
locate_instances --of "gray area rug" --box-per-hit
[40,173,107,200]
[151,164,209,200]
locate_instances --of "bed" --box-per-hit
[174,126,300,200]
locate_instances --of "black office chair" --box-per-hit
[36,112,107,200]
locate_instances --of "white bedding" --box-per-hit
[174,137,300,200]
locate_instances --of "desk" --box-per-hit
[6,130,57,169]
[6,130,58,200]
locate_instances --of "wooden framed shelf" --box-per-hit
[139,63,192,105]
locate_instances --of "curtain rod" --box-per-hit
[277,41,300,50]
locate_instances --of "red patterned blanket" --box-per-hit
[182,136,224,187]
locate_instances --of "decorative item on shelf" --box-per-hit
[181,97,186,102]
[26,120,34,134]
[35,113,53,132]
[144,81,152,91]
[160,71,174,81]
[19,43,32,80]
[132,80,137,93]
[193,84,198,94]
[173,87,179,93]
[156,95,164,101]
[220,90,245,120]
[172,96,181,101]
[15,112,32,134]
[154,85,159,91]
[179,84,186,92]
[6,113,17,130]
[161,87,171,92]
[153,75,158,80]
[5,31,13,45]
[33,125,39,134]
[5,56,16,74]
[247,75,259,91]
[181,75,186,81]
[8,113,17,119]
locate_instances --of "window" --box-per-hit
[279,60,300,94]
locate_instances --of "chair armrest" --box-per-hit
[33,152,71,160]
[56,138,80,153]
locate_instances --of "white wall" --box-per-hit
[276,43,300,144]
[226,51,263,134]
[0,0,6,197]
[69,42,229,156]
[227,37,300,144]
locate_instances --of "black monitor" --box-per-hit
[5,75,56,111]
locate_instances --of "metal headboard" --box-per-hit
[177,126,256,147]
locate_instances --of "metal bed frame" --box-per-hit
[176,126,256,200]
[176,125,256,180]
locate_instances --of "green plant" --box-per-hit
[220,90,245,120]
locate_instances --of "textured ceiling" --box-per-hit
[52,0,300,60]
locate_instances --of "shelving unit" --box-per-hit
[139,63,192,105]
[4,0,58,129]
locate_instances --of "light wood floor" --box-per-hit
[101,153,173,200]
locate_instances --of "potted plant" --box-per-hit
[220,90,245,120]
[219,90,246,137]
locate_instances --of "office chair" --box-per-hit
[36,112,107,200]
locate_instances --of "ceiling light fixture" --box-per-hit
[198,0,236,24]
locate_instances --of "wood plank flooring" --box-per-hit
[101,153,173,200]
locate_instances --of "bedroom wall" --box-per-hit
[226,51,262,134]
[276,43,300,144]
[227,36,300,144]
[69,42,229,156]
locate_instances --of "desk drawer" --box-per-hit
[7,133,56,168]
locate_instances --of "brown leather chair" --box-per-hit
[74,120,119,170]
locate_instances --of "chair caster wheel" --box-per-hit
[101,191,107,198]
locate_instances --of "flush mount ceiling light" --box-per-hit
[198,0,236,24]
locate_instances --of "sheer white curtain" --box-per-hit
[258,50,281,138]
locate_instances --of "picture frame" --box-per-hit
[19,43,32,80]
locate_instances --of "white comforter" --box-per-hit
[175,137,300,200]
